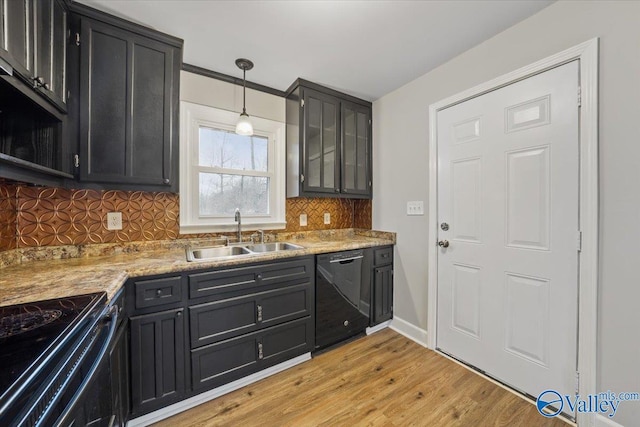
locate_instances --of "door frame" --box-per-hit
[426,38,598,426]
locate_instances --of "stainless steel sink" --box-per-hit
[186,242,304,261]
[243,242,304,253]
[186,245,252,262]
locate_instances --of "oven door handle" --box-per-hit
[329,255,364,264]
[54,304,119,426]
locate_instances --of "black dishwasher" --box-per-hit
[315,250,369,351]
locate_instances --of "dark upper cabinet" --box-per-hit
[75,13,181,192]
[341,101,371,196]
[302,88,340,195]
[286,79,372,199]
[0,0,67,110]
[0,0,34,80]
[0,0,71,185]
[33,0,67,110]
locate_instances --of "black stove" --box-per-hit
[0,292,109,426]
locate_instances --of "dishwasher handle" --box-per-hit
[329,255,364,264]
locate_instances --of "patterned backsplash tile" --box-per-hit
[0,185,18,251]
[0,184,372,250]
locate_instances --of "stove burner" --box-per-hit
[0,309,63,339]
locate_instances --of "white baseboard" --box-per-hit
[595,414,624,427]
[127,353,311,427]
[389,316,428,348]
[366,320,392,335]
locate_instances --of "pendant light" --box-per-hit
[235,58,254,136]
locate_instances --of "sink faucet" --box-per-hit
[234,208,242,242]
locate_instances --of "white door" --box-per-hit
[436,61,579,407]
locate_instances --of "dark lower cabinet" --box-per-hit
[373,264,393,324]
[126,256,315,420]
[191,317,313,391]
[370,246,394,326]
[130,308,185,417]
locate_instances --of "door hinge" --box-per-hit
[258,342,264,360]
[73,154,79,168]
[369,180,372,187]
[300,99,304,108]
[575,371,580,394]
[577,86,582,107]
[369,119,372,125]
[74,33,80,46]
[577,230,582,252]
[300,174,305,183]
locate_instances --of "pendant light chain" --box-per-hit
[242,67,247,114]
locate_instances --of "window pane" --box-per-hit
[199,173,269,216]
[199,127,268,172]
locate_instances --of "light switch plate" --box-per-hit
[407,201,425,216]
[299,213,308,227]
[107,212,122,230]
[323,212,331,224]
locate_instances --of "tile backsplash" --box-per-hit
[0,184,372,251]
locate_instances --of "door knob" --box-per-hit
[438,240,450,248]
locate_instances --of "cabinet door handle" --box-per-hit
[163,178,170,184]
[176,311,182,317]
[258,342,264,360]
[257,305,263,322]
[256,274,262,281]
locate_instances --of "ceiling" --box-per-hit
[76,0,555,101]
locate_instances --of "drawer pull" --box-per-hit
[257,305,263,322]
[156,289,162,296]
[258,342,264,359]
[256,274,262,281]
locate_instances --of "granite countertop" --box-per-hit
[0,229,395,307]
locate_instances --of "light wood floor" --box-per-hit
[154,329,567,426]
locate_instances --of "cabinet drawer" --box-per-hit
[134,276,182,309]
[191,317,313,391]
[189,283,313,348]
[188,257,314,300]
[374,246,393,266]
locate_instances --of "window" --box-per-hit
[180,102,285,233]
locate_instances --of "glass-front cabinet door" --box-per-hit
[341,101,371,196]
[303,88,340,194]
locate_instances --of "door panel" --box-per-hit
[436,61,579,412]
[341,101,371,196]
[303,89,340,194]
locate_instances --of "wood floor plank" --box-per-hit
[153,329,568,427]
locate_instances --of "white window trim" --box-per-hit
[180,101,286,234]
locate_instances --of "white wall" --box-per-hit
[373,1,640,425]
[180,71,284,122]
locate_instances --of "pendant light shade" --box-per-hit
[235,58,254,136]
[235,112,253,136]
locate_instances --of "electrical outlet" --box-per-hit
[106,212,122,230]
[299,213,308,227]
[324,212,331,225]
[407,201,425,216]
